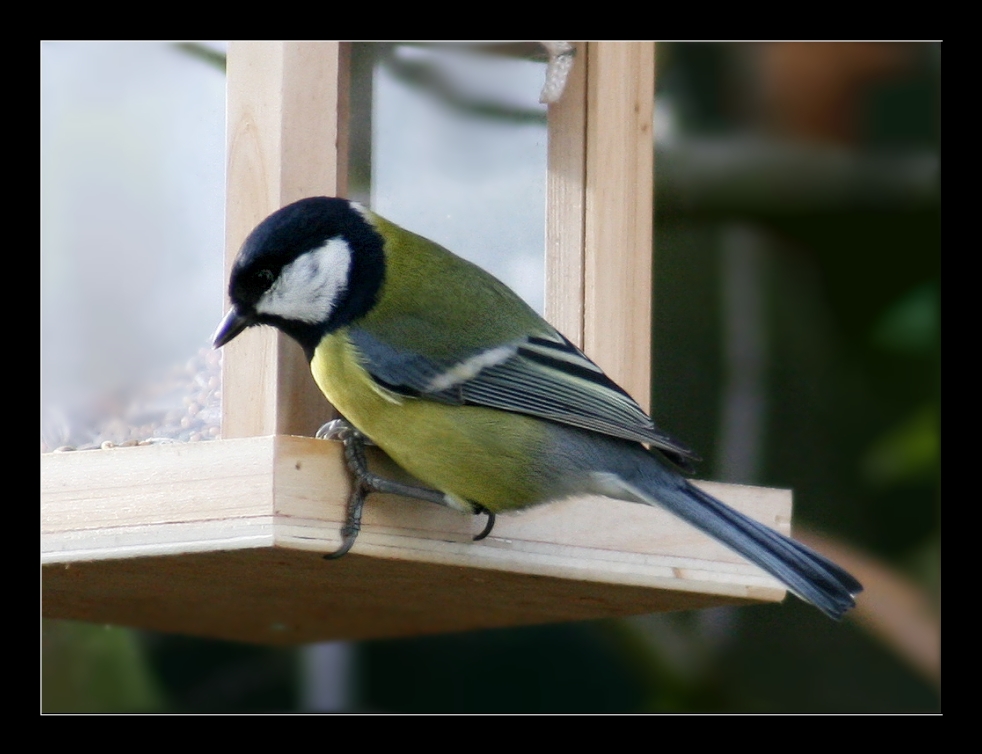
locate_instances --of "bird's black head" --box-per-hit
[213,197,386,359]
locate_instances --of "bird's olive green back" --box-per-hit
[359,212,552,358]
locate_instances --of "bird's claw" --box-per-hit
[473,506,496,541]
[316,417,375,445]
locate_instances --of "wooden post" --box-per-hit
[222,42,351,439]
[545,42,588,348]
[546,42,655,413]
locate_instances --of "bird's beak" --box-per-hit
[212,307,252,348]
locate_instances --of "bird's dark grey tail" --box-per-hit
[622,468,863,620]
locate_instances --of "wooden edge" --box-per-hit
[42,437,791,642]
[42,547,769,645]
[42,436,789,602]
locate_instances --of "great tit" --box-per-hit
[213,196,862,619]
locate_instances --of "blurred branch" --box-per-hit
[379,44,547,125]
[172,42,557,119]
[656,137,939,216]
[619,529,940,696]
[173,43,227,72]
[716,224,767,484]
[797,529,940,687]
[399,41,549,62]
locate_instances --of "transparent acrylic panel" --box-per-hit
[41,42,226,449]
[363,43,548,314]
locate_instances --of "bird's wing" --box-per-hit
[348,325,699,468]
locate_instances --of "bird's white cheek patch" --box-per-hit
[256,238,352,323]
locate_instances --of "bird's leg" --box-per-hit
[317,418,452,506]
[317,419,494,558]
[323,487,366,560]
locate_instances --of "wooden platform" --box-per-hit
[42,436,789,644]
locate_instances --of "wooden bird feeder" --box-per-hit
[42,42,791,645]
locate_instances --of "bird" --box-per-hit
[213,196,862,620]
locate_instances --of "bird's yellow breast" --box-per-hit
[310,331,550,512]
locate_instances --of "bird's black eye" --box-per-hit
[235,267,278,306]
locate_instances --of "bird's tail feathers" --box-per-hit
[618,472,862,620]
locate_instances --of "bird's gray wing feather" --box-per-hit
[348,326,698,467]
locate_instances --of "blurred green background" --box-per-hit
[42,42,939,713]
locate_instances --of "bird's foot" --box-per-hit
[318,418,474,558]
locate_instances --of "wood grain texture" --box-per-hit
[545,42,588,348]
[222,42,349,440]
[583,42,655,413]
[42,438,790,643]
[43,549,765,645]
